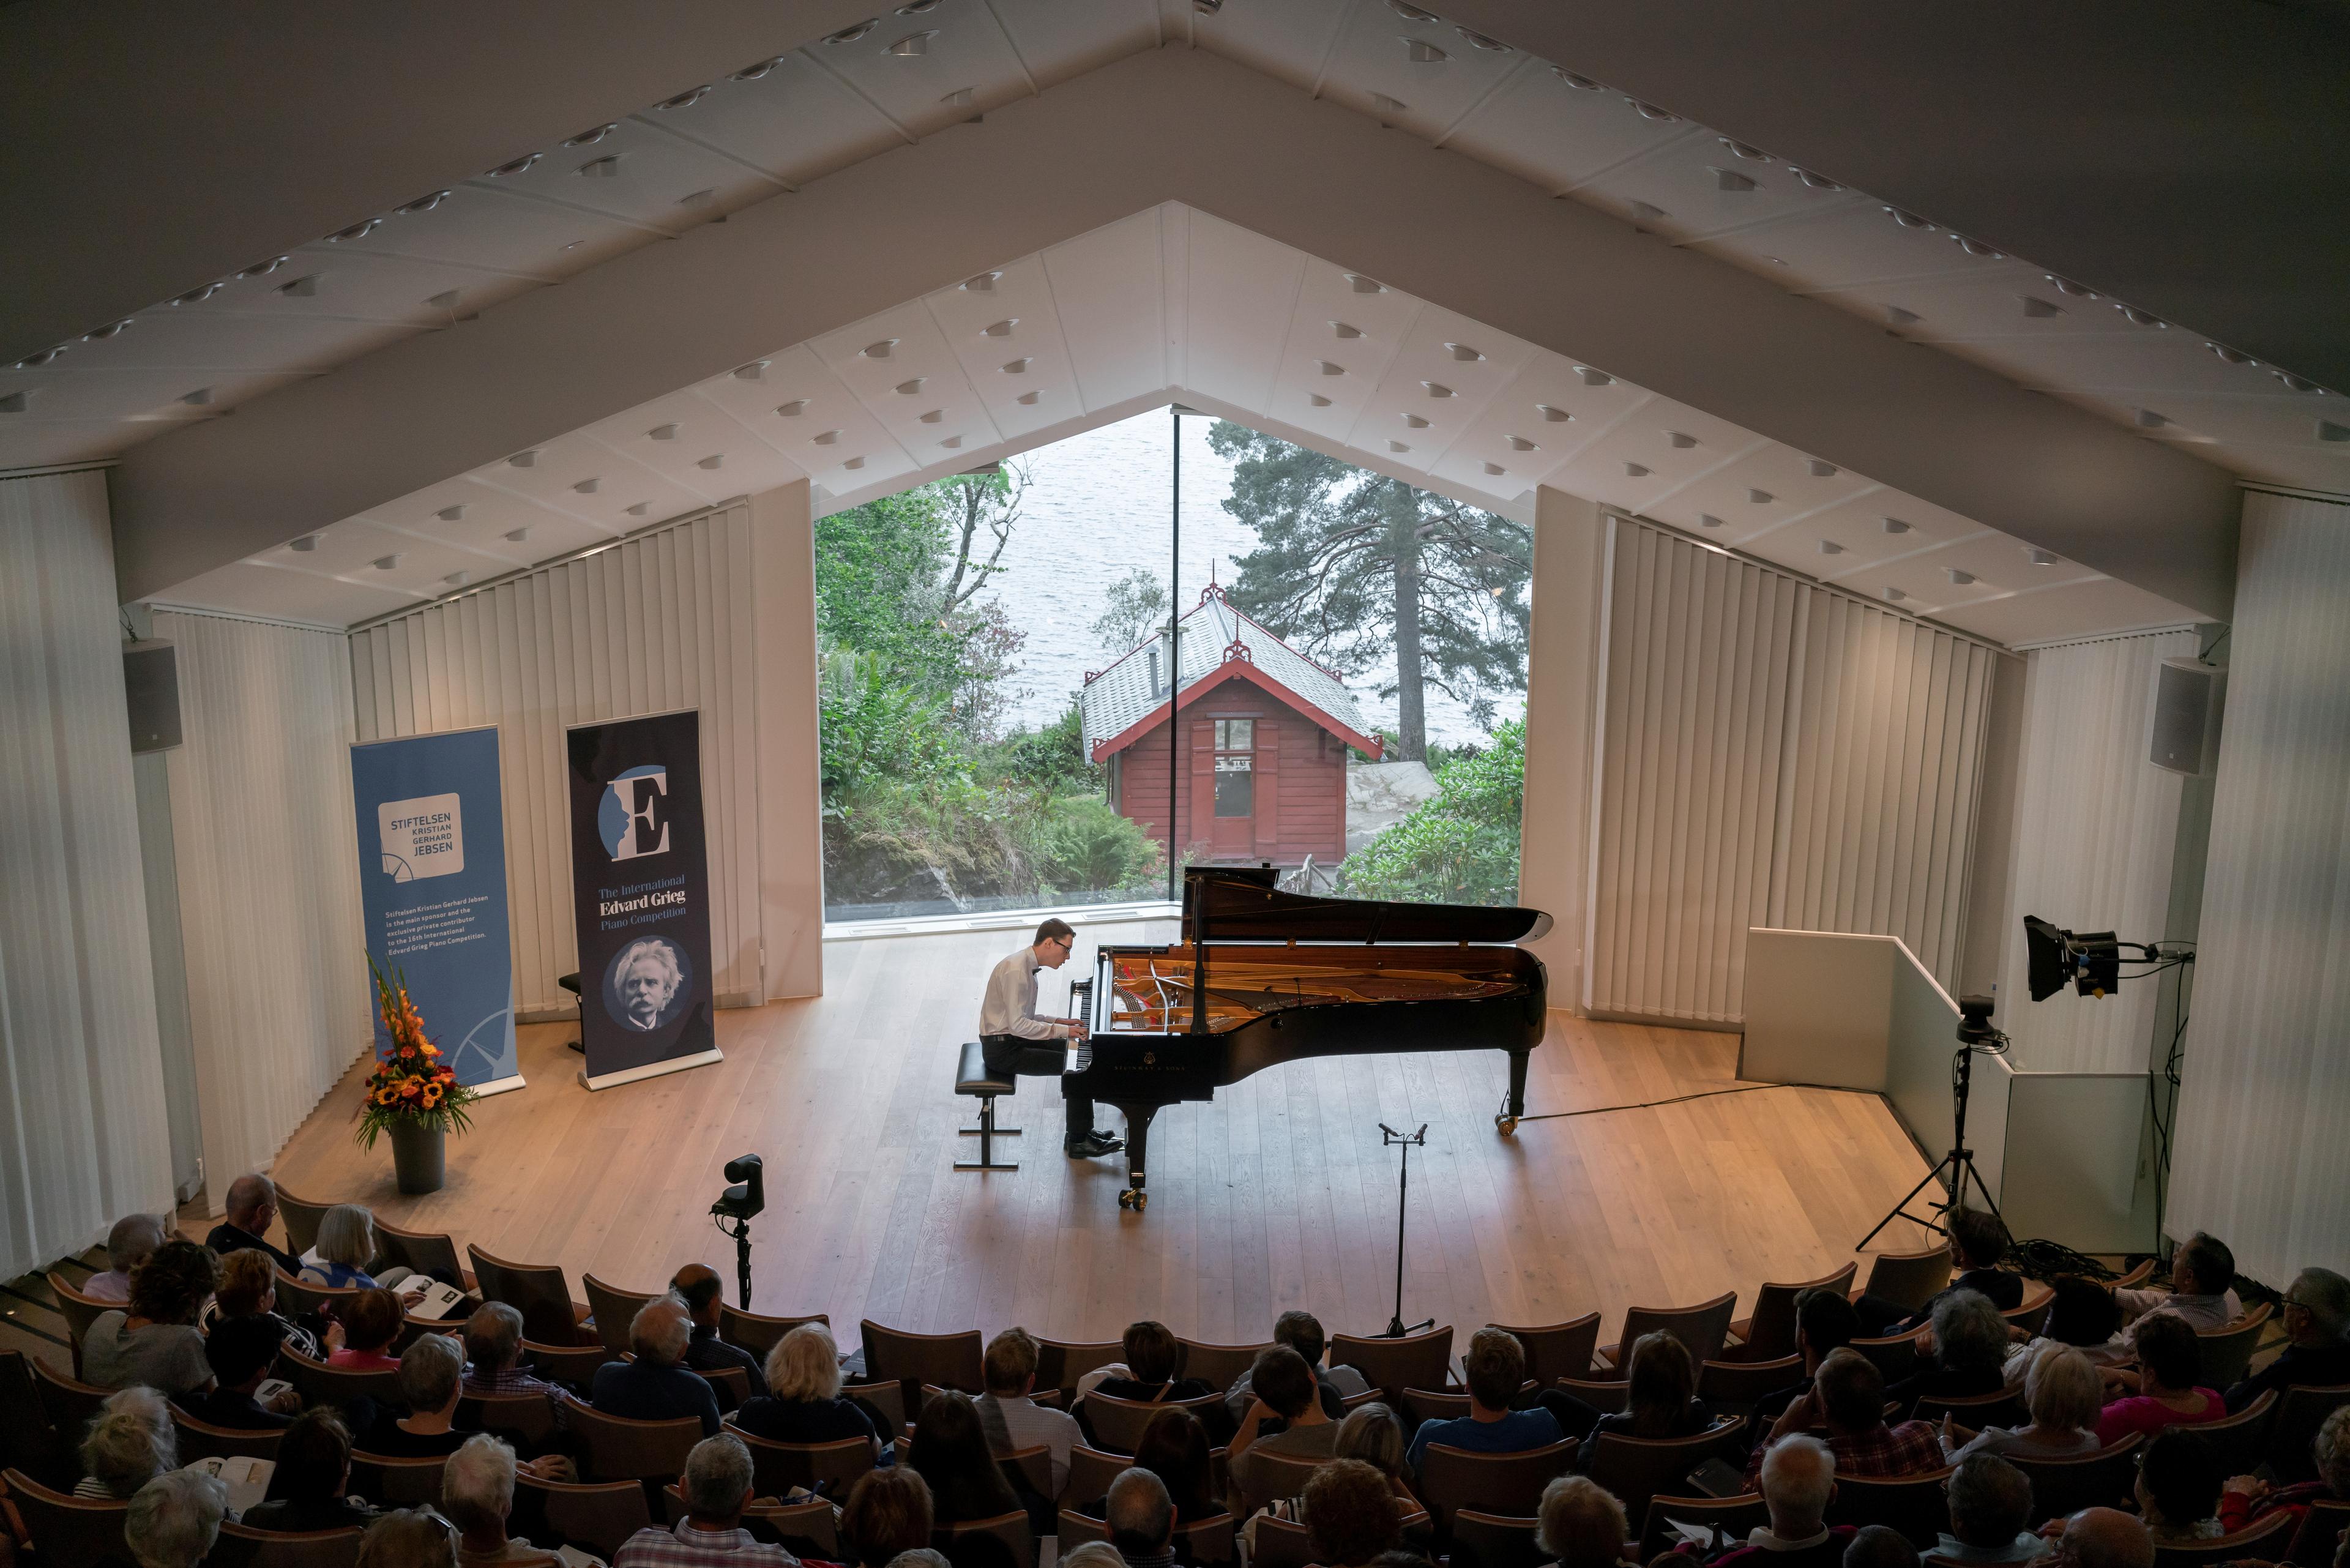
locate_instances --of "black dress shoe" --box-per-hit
[1064,1130,1126,1158]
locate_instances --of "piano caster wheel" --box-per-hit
[1119,1189,1147,1212]
[1494,1113,1519,1137]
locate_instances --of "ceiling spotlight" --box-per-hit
[941,435,965,449]
[1332,321,1362,339]
[1624,462,1650,477]
[576,155,621,177]
[327,218,382,242]
[1445,342,1483,362]
[1307,394,1333,407]
[1951,235,2004,259]
[813,429,842,445]
[1818,540,1844,555]
[626,502,652,517]
[898,0,943,12]
[1882,517,1912,534]
[1193,0,1222,13]
[1016,390,1040,405]
[1885,305,1920,326]
[962,271,1001,292]
[1946,568,1975,585]
[1535,404,1571,422]
[288,534,319,552]
[1716,136,1772,162]
[1575,366,1612,386]
[734,360,770,381]
[372,553,405,571]
[488,154,541,178]
[398,190,452,215]
[1371,93,1408,116]
[676,189,716,207]
[0,391,28,413]
[731,59,786,82]
[1553,68,1602,89]
[82,319,134,341]
[444,570,470,588]
[1748,488,1774,504]
[1628,200,1666,223]
[1389,1,1439,20]
[1713,168,1757,193]
[239,255,292,277]
[1402,414,1431,428]
[276,274,319,297]
[171,282,224,306]
[436,504,468,521]
[1483,461,1507,476]
[649,423,679,441]
[181,387,214,405]
[504,526,532,542]
[507,450,538,467]
[1313,360,1346,377]
[1000,357,1032,373]
[425,289,462,310]
[885,31,936,56]
[1457,26,1511,51]
[2025,547,2059,566]
[1388,440,1411,452]
[2206,343,2257,366]
[775,400,808,417]
[944,88,978,111]
[843,455,867,469]
[2278,371,2326,394]
[1882,586,1908,602]
[1345,272,1386,294]
[1626,99,1679,122]
[573,478,600,494]
[983,319,1019,337]
[1698,514,1724,528]
[1404,39,1450,64]
[896,378,928,395]
[658,84,712,109]
[1808,459,1838,477]
[919,408,944,422]
[1667,431,1696,449]
[1508,436,1537,451]
[2317,420,2350,443]
[2116,305,2166,327]
[2135,409,2169,428]
[698,454,723,469]
[2020,296,2064,319]
[1422,381,1454,398]
[863,339,899,358]
[1882,206,1934,230]
[1789,167,1843,191]
[2045,274,2100,298]
[13,346,67,367]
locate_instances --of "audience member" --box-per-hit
[975,1326,1082,1498]
[2002,1278,2127,1393]
[1534,1475,1635,1568]
[365,1332,472,1456]
[1556,1330,1709,1449]
[302,1203,426,1303]
[1131,1406,1225,1519]
[1059,1547,1126,1568]
[1749,1348,1941,1484]
[124,1469,228,1568]
[671,1263,767,1403]
[613,1432,797,1566]
[1842,1526,1919,1568]
[1106,1466,1178,1568]
[2133,1428,2223,1544]
[2094,1314,2223,1445]
[1333,1403,1421,1516]
[1303,1458,1403,1568]
[1858,1209,2021,1334]
[1755,1288,1865,1430]
[202,1245,331,1358]
[75,1387,178,1499]
[593,1296,723,1436]
[83,1239,217,1395]
[1887,1290,2009,1414]
[2225,1267,2350,1412]
[734,1321,884,1456]
[462,1301,576,1407]
[2037,1509,2154,1568]
[2218,1403,2350,1536]
[188,1313,301,1430]
[242,1407,383,1534]
[1404,1328,1564,1471]
[204,1172,304,1275]
[1222,1310,1367,1424]
[86,1214,166,1304]
[359,1507,462,1568]
[1686,1435,1853,1568]
[1933,1454,2042,1563]
[1091,1320,1214,1404]
[444,1433,566,1567]
[1945,1343,2103,1462]
[1228,1346,1341,1509]
[329,1286,409,1372]
[911,1390,1024,1524]
[843,1469,935,1568]
[2113,1234,2242,1332]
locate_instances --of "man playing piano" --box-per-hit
[980,917,1126,1160]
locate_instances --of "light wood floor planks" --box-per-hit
[267,917,1941,1350]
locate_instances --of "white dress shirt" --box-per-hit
[979,946,1067,1040]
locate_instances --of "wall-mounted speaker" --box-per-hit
[124,639,183,753]
[2147,655,2225,777]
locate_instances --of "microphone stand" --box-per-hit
[1378,1124,1434,1338]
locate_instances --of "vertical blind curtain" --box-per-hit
[155,610,370,1198]
[0,472,174,1280]
[1994,629,2198,1073]
[1586,517,2001,1022]
[2168,490,2350,1284]
[347,505,763,1014]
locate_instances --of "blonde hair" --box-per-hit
[314,1204,377,1268]
[767,1321,845,1402]
[1537,1475,1630,1568]
[83,1390,179,1499]
[2025,1344,2103,1434]
[1335,1403,1404,1475]
[214,1248,278,1316]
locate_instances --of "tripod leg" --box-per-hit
[1856,1154,1961,1252]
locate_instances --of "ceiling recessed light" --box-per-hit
[1404,39,1449,64]
[507,450,537,468]
[862,339,899,359]
[733,360,769,381]
[884,31,936,56]
[2316,419,2350,443]
[919,408,944,422]
[813,430,841,446]
[82,319,134,340]
[1001,357,1032,374]
[1371,93,1408,116]
[488,154,541,178]
[1345,273,1386,294]
[0,391,28,413]
[1951,236,2004,259]
[1445,342,1483,362]
[1192,0,1222,13]
[1575,366,1612,386]
[436,504,468,521]
[626,502,651,517]
[2046,274,2100,299]
[962,271,1001,292]
[276,274,319,298]
[573,478,600,494]
[1717,137,1772,162]
[239,255,292,277]
[288,534,319,552]
[942,435,964,449]
[1387,0,1438,17]
[648,423,679,441]
[1332,322,1362,339]
[1945,568,1975,585]
[1624,462,1650,477]
[1698,514,1723,528]
[843,455,867,469]
[444,570,470,588]
[1667,431,1697,449]
[1553,68,1602,89]
[2116,305,2166,328]
[425,289,462,310]
[171,282,224,306]
[982,319,1018,337]
[1535,404,1571,422]
[731,58,786,81]
[565,125,619,150]
[676,189,715,207]
[775,401,808,417]
[1882,517,1912,534]
[373,553,404,571]
[327,218,382,243]
[1316,360,1345,376]
[1789,167,1843,191]
[2135,409,2169,428]
[658,85,712,110]
[504,526,532,542]
[1818,540,1844,555]
[2020,296,2064,319]
[1457,26,1510,51]
[1882,206,1934,230]
[1626,99,1679,122]
[1388,440,1411,452]
[698,454,723,469]
[1712,168,1757,193]
[1885,305,1919,326]
[169,386,216,409]
[1015,390,1041,405]
[1628,200,1666,223]
[2024,547,2059,566]
[1402,414,1430,428]
[13,346,66,367]
[1422,381,1453,398]
[1307,394,1333,407]
[1483,462,1507,476]
[398,190,452,215]
[1808,459,1838,477]
[893,379,927,397]
[2278,371,2326,394]
[2206,343,2257,366]
[576,155,622,178]
[1882,586,1908,602]
[1748,488,1774,504]
[1508,436,1536,451]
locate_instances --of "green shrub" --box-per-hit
[1034,794,1163,897]
[1340,721,1524,906]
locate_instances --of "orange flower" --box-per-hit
[421,1085,442,1108]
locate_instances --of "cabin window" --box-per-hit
[1213,718,1254,817]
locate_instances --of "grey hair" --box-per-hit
[356,1507,460,1568]
[2316,1405,2350,1495]
[441,1433,519,1533]
[106,1213,165,1272]
[315,1203,378,1268]
[630,1296,693,1365]
[223,1173,275,1223]
[2294,1268,2350,1342]
[617,938,684,987]
[125,1469,227,1568]
[1335,1402,1405,1474]
[83,1391,180,1498]
[682,1433,755,1520]
[1106,1466,1175,1550]
[1947,1453,2034,1547]
[1760,1435,1837,1522]
[400,1332,464,1413]
[1056,1548,1126,1568]
[464,1301,524,1372]
[1535,1474,1630,1566]
[1931,1289,2011,1377]
[886,1554,958,1568]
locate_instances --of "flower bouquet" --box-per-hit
[358,957,479,1192]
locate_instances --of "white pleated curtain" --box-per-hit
[1587,517,2001,1022]
[347,504,764,1014]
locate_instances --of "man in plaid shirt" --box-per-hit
[461,1302,580,1406]
[1745,1348,1942,1485]
[614,1433,797,1566]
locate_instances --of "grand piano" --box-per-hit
[1066,865,1551,1211]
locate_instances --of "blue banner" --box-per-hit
[350,726,522,1091]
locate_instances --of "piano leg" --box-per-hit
[1113,1103,1157,1212]
[1496,1050,1529,1136]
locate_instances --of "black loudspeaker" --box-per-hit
[124,639,183,753]
[2147,656,2224,777]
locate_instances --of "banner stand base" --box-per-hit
[577,1049,724,1092]
[469,1074,528,1099]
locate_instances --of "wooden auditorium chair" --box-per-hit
[719,1304,830,1361]
[1488,1313,1603,1384]
[1417,1437,1578,1532]
[1329,1324,1456,1406]
[1598,1293,1740,1372]
[1174,1336,1274,1393]
[1729,1264,1859,1362]
[467,1244,594,1345]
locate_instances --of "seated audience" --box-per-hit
[444,1433,570,1567]
[1130,1405,1225,1520]
[1061,1547,1127,1568]
[1555,1329,1709,1449]
[1858,1208,2022,1334]
[592,1296,723,1436]
[2218,1403,2350,1536]
[1229,1346,1341,1509]
[1091,1319,1215,1405]
[2225,1266,2350,1412]
[2038,1508,2155,1568]
[301,1203,426,1302]
[1677,1434,1852,1568]
[1304,1458,1403,1568]
[329,1286,408,1372]
[1222,1310,1368,1424]
[242,1407,383,1534]
[365,1333,471,1456]
[124,1469,228,1568]
[671,1263,768,1403]
[188,1313,301,1430]
[2094,1314,2223,1445]
[910,1389,1024,1523]
[614,1432,799,1566]
[1747,1348,1941,1483]
[201,1245,330,1358]
[2003,1277,2128,1392]
[358,1507,462,1567]
[1333,1403,1421,1517]
[83,1239,217,1395]
[734,1320,884,1455]
[2133,1428,2223,1545]
[204,1172,304,1275]
[86,1213,166,1304]
[1755,1288,1865,1431]
[75,1387,177,1499]
[462,1301,577,1406]
[844,1468,936,1568]
[1535,1475,1635,1568]
[1843,1526,1919,1568]
[1933,1453,2043,1564]
[2113,1234,2241,1333]
[1403,1328,1564,1471]
[976,1326,1083,1499]
[1887,1290,2009,1414]
[1946,1343,2103,1462]
[1106,1466,1179,1568]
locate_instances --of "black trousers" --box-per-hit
[980,1034,1094,1139]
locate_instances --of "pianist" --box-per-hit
[979,917,1125,1160]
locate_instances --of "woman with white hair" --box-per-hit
[442,1433,565,1567]
[74,1387,179,1498]
[1537,1475,1637,1568]
[1943,1344,2104,1461]
[1888,1290,2010,1417]
[356,1507,461,1568]
[124,1470,227,1568]
[734,1321,886,1458]
[299,1203,424,1302]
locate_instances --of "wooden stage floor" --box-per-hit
[269,917,1939,1350]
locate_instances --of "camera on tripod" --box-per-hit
[712,1154,764,1222]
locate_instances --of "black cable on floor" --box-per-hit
[1515,1083,1801,1122]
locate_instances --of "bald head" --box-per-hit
[671,1264,723,1327]
[2057,1509,2154,1568]
[1759,1435,1837,1537]
[223,1174,276,1230]
[1106,1467,1174,1553]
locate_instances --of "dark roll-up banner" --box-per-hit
[566,709,722,1090]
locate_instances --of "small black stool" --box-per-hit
[558,971,584,1054]
[955,1040,1021,1171]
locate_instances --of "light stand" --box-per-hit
[1377,1123,1434,1338]
[1856,996,2007,1252]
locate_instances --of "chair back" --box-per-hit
[513,1473,655,1561]
[2113,1260,2158,1290]
[207,1521,364,1567]
[1491,1314,1603,1384]
[1175,1338,1275,1392]
[700,1362,751,1410]
[719,1304,829,1361]
[2003,1284,2056,1340]
[1059,1506,1111,1550]
[1452,1509,1551,1568]
[568,1401,702,1484]
[0,1351,54,1473]
[174,1411,285,1462]
[468,1244,586,1345]
[30,1356,110,1447]
[934,1508,1033,1565]
[392,1315,462,1356]
[1914,1389,2028,1428]
[662,1485,841,1553]
[1849,1331,1923,1384]
[1860,1247,1954,1315]
[45,1271,113,1379]
[277,1346,406,1409]
[1402,1385,1474,1427]
[1181,1507,1239,1563]
[1699,1354,1805,1411]
[1553,1375,1630,1415]
[1584,1416,1744,1521]
[1826,1465,1956,1548]
[6,1466,133,1567]
[724,1425,875,1499]
[860,1319,985,1409]
[348,1449,449,1506]
[460,1390,561,1449]
[1418,1437,1578,1529]
[2150,1510,2296,1568]
[369,1220,464,1285]
[2286,1498,2350,1568]
[998,1442,1052,1500]
[274,1188,334,1258]
[1251,1514,1317,1568]
[1638,1492,1770,1561]
[1735,1264,1859,1363]
[1040,1337,1127,1401]
[1084,1389,1223,1454]
[1609,1292,1739,1371]
[582,1274,659,1356]
[2269,1383,2350,1483]
[2196,1303,2275,1391]
[844,1378,908,1438]
[2192,1387,2278,1477]
[1236,1446,1327,1515]
[1330,1326,1456,1406]
[524,1337,616,1386]
[2005,1433,2143,1526]
[272,1269,361,1323]
[1067,1443,1130,1508]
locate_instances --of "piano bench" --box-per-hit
[954,1040,1020,1172]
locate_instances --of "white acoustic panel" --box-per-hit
[1041,210,1171,411]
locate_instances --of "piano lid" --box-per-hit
[1179,865,1553,944]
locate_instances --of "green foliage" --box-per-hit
[980,701,1094,793]
[1091,569,1168,657]
[1340,722,1525,906]
[818,646,969,799]
[815,487,960,693]
[1031,794,1164,897]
